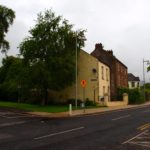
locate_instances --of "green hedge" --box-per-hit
[117,88,144,104]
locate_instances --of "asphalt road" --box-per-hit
[0,105,150,150]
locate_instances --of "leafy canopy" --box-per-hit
[19,9,86,91]
[0,5,15,54]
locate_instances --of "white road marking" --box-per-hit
[0,121,26,127]
[0,112,33,119]
[137,136,150,139]
[112,115,130,121]
[4,115,30,119]
[129,141,150,148]
[122,130,148,144]
[34,126,85,140]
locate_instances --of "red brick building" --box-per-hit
[91,43,128,100]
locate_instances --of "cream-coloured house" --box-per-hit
[52,50,110,104]
[128,73,140,89]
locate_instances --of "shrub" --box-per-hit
[85,98,97,106]
[117,88,144,104]
[66,98,82,106]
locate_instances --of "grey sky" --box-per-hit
[0,0,150,82]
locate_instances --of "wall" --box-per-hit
[50,50,111,104]
[115,60,128,88]
[128,81,140,89]
[98,62,110,101]
[77,50,99,102]
[101,93,128,107]
[91,44,128,100]
[52,50,99,103]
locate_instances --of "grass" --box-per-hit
[0,101,103,113]
[0,101,69,113]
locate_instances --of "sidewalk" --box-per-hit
[28,101,150,118]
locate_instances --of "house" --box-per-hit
[91,43,128,100]
[50,49,110,104]
[128,73,140,89]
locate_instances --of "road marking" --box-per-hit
[34,126,85,140]
[129,141,150,148]
[122,130,148,144]
[0,121,26,127]
[0,112,33,119]
[4,115,30,119]
[112,115,130,121]
[137,123,150,131]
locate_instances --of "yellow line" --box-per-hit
[137,123,150,131]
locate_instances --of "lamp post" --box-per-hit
[75,31,78,108]
[143,59,150,101]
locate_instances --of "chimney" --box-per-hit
[95,43,103,50]
[107,50,113,55]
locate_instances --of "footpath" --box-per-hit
[28,101,150,118]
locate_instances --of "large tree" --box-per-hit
[19,10,86,104]
[0,56,29,101]
[0,5,15,55]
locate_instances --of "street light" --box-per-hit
[75,31,86,108]
[143,59,150,101]
[75,31,78,108]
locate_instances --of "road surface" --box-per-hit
[0,105,150,150]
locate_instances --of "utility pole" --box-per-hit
[143,59,150,101]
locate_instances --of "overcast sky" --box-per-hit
[0,0,150,82]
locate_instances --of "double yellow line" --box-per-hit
[137,123,150,131]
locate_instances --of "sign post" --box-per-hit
[81,80,86,112]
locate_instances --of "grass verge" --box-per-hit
[0,101,69,113]
[0,101,103,113]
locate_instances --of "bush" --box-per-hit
[85,98,97,106]
[117,88,144,104]
[66,98,82,106]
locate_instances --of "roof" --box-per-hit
[128,73,140,81]
[91,44,127,69]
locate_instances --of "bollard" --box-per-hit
[69,104,72,115]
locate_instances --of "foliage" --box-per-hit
[147,66,150,72]
[117,88,144,104]
[67,99,82,106]
[0,56,30,102]
[144,83,150,89]
[85,98,97,106]
[0,5,15,55]
[19,9,86,104]
[0,101,69,112]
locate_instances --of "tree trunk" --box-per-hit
[41,88,48,105]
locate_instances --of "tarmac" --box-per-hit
[28,101,150,118]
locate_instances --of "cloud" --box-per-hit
[0,0,150,81]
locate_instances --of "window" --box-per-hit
[132,82,135,87]
[103,86,105,96]
[106,68,108,81]
[101,66,104,80]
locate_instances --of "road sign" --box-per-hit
[81,80,86,87]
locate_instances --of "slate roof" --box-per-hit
[128,73,140,81]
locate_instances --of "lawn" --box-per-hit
[0,101,102,113]
[0,101,69,113]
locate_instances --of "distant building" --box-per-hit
[128,73,140,89]
[91,43,128,100]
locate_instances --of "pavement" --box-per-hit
[28,101,150,118]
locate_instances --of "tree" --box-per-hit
[19,10,86,104]
[0,56,29,101]
[0,5,15,55]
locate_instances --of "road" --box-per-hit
[0,105,150,150]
